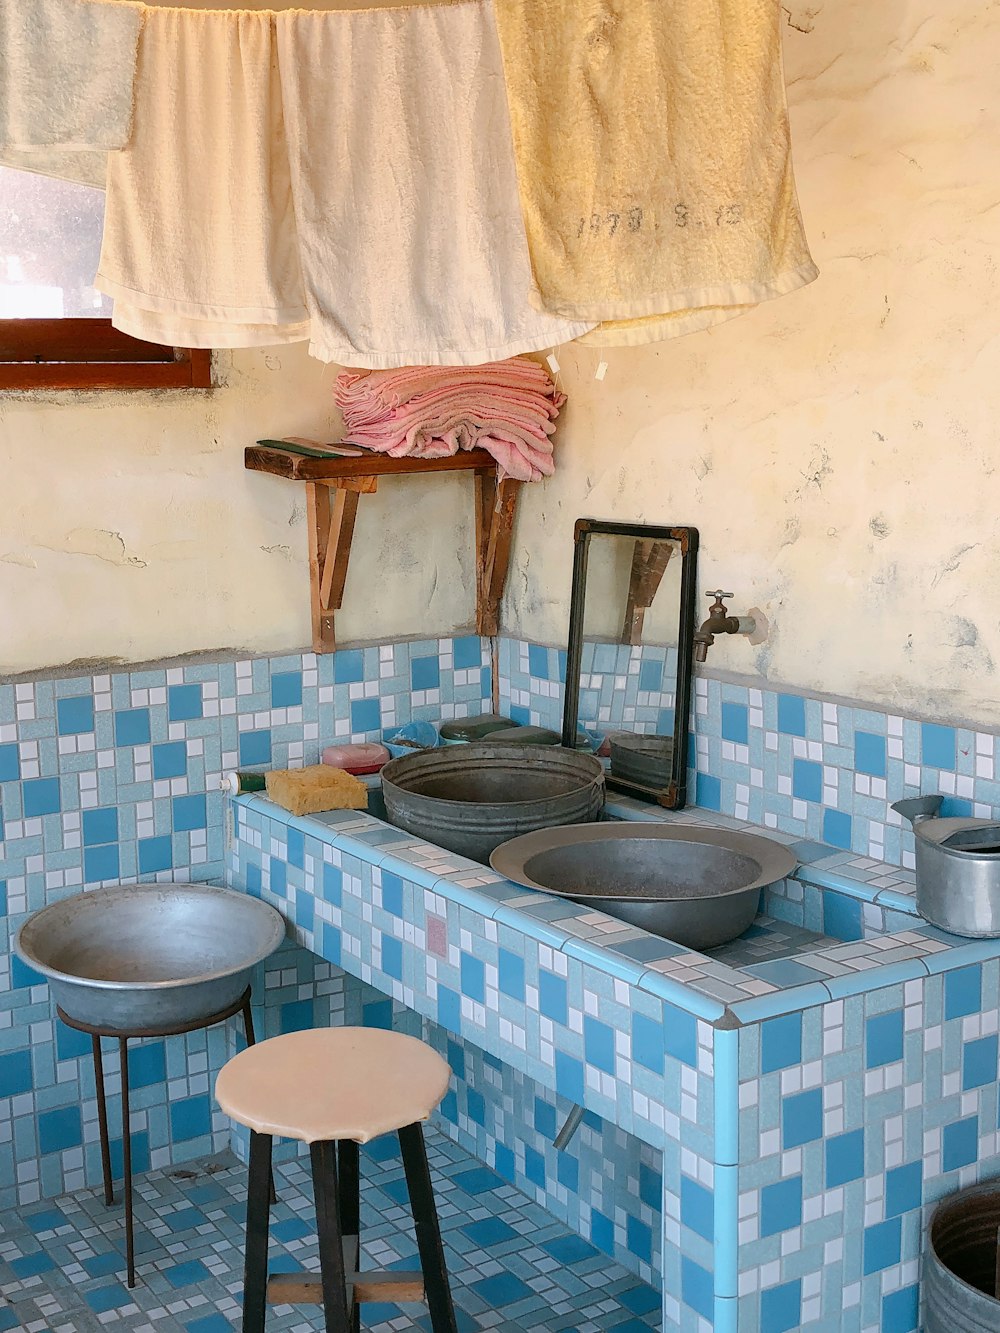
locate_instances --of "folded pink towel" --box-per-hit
[334,358,564,482]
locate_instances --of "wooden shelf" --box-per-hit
[245,442,522,654]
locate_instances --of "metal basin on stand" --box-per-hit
[14,883,286,1034]
[491,823,797,950]
[381,743,605,863]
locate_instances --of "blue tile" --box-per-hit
[782,1088,823,1149]
[866,1010,904,1067]
[663,1001,698,1066]
[590,1208,615,1255]
[626,1215,652,1264]
[173,793,208,832]
[152,741,188,780]
[493,1143,515,1181]
[411,656,441,691]
[760,1279,801,1333]
[38,1104,82,1154]
[680,1176,713,1241]
[171,1094,212,1142]
[82,842,120,883]
[557,1152,578,1193]
[639,1162,662,1210]
[882,1285,919,1333]
[539,970,568,1025]
[322,863,343,906]
[351,699,382,734]
[139,835,173,874]
[638,659,662,692]
[760,1177,802,1236]
[12,954,44,989]
[453,1166,503,1196]
[854,731,886,778]
[0,743,20,782]
[696,773,722,811]
[792,759,822,803]
[23,777,61,817]
[453,636,483,670]
[363,999,392,1030]
[168,684,203,722]
[963,1034,999,1090]
[543,1233,596,1264]
[286,827,305,868]
[165,1259,211,1288]
[57,694,94,735]
[466,1087,485,1126]
[334,649,364,683]
[10,1252,56,1277]
[820,808,852,849]
[56,1023,92,1061]
[823,890,864,942]
[554,1051,584,1104]
[281,999,313,1032]
[465,1216,517,1246]
[945,964,982,1019]
[83,806,119,846]
[761,1013,802,1073]
[239,730,272,767]
[534,1098,556,1139]
[455,953,482,1004]
[680,1257,714,1320]
[583,1016,615,1074]
[83,1252,126,1278]
[270,671,303,708]
[523,1145,546,1190]
[923,722,957,770]
[271,1217,312,1243]
[885,1161,922,1217]
[777,694,806,737]
[943,1115,979,1171]
[115,707,152,746]
[437,985,460,1032]
[381,871,404,916]
[382,935,403,981]
[620,1285,661,1317]
[527,644,551,679]
[863,1217,901,1274]
[825,1129,865,1187]
[471,1272,533,1307]
[632,1013,664,1073]
[162,1206,208,1233]
[130,1041,166,1088]
[185,1316,233,1333]
[85,1283,132,1314]
[721,702,749,745]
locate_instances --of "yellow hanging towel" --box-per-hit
[492,0,818,344]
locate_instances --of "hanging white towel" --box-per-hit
[95,5,310,347]
[273,0,593,367]
[0,0,143,188]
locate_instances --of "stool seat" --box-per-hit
[215,1027,450,1144]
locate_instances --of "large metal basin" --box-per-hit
[490,823,797,949]
[381,743,605,864]
[14,884,286,1034]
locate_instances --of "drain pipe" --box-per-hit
[553,1104,585,1151]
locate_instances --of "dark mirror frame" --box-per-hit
[561,518,700,808]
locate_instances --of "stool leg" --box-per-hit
[398,1123,458,1333]
[241,995,277,1205]
[338,1142,361,1333]
[119,1038,136,1288]
[243,1130,273,1333]
[311,1141,353,1333]
[91,1035,114,1207]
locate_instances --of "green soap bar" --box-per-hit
[439,714,514,743]
[481,726,561,746]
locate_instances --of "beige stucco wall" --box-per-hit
[3,1,999,725]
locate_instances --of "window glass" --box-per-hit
[0,166,110,319]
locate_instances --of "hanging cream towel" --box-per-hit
[273,0,593,368]
[96,5,310,348]
[0,0,143,188]
[492,0,818,344]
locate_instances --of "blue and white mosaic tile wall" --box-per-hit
[499,635,1000,871]
[0,637,492,1208]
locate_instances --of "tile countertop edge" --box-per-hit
[231,792,1000,1030]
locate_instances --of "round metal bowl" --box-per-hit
[490,823,797,950]
[14,884,286,1034]
[381,743,605,864]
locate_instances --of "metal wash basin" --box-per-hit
[14,884,286,1033]
[491,823,798,949]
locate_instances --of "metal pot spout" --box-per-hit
[892,794,944,826]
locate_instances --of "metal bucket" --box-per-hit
[609,733,674,788]
[381,743,605,864]
[925,1181,1000,1332]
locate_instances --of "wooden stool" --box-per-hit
[216,1027,458,1333]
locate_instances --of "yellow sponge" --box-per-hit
[265,765,368,816]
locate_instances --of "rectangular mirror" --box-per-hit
[561,519,699,807]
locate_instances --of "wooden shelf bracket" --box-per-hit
[246,443,523,653]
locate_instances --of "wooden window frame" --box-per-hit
[0,319,212,391]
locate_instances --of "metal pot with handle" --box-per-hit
[893,795,1000,937]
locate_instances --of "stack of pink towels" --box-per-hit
[334,358,565,483]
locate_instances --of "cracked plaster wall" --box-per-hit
[3,0,999,726]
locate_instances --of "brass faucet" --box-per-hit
[694,591,757,663]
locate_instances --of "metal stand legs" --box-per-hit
[399,1123,459,1333]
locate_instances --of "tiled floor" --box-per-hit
[707,914,835,968]
[0,1129,661,1333]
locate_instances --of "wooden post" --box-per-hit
[475,475,518,637]
[621,538,673,645]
